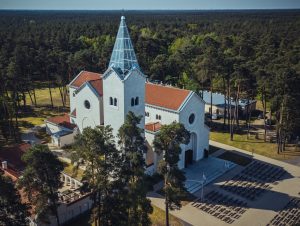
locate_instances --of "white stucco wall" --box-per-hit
[144,92,209,170]
[145,105,179,125]
[69,87,76,113]
[59,133,76,147]
[103,69,145,138]
[178,92,209,169]
[124,70,145,131]
[31,195,93,226]
[51,136,59,146]
[51,132,76,148]
[76,84,102,132]
[57,195,93,224]
[103,71,125,138]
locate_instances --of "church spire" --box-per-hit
[109,16,140,74]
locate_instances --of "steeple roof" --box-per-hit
[109,16,140,74]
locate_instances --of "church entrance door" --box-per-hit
[185,149,193,167]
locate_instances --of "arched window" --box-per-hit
[156,114,158,119]
[135,97,139,105]
[114,98,118,106]
[145,112,149,117]
[109,97,113,105]
[131,98,135,106]
[158,115,161,120]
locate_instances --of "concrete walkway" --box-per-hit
[148,140,300,226]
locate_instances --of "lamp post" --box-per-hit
[201,173,206,201]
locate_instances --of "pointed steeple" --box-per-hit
[109,16,140,74]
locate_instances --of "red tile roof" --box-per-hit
[145,83,191,110]
[46,114,77,130]
[70,109,76,118]
[70,71,102,88]
[0,143,31,174]
[89,79,103,96]
[145,122,162,132]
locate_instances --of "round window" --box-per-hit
[189,113,195,124]
[84,100,91,109]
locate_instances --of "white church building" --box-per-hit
[46,16,209,173]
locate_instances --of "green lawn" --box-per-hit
[150,205,184,226]
[65,205,184,226]
[17,86,70,131]
[25,86,69,108]
[18,107,68,132]
[210,131,299,161]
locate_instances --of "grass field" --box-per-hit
[25,86,69,108]
[210,131,300,160]
[17,86,69,131]
[66,205,184,226]
[150,205,184,226]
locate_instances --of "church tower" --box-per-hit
[103,16,146,138]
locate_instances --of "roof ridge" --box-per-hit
[87,78,102,82]
[147,82,191,92]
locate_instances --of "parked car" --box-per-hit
[212,114,219,120]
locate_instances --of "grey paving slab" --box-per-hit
[149,140,300,226]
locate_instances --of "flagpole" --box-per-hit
[201,180,204,201]
[201,172,206,201]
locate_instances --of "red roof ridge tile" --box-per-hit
[147,82,190,92]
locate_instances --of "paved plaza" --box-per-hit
[184,157,236,193]
[149,141,300,226]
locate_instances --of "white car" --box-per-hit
[212,114,218,120]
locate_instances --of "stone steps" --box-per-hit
[186,161,236,194]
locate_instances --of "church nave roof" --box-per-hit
[69,71,102,88]
[145,83,191,111]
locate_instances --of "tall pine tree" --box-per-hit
[153,122,190,226]
[118,111,153,226]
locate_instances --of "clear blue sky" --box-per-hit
[0,0,299,10]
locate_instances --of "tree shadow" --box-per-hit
[232,140,265,144]
[18,121,35,129]
[278,150,300,157]
[217,150,253,166]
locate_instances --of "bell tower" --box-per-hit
[103,16,145,138]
